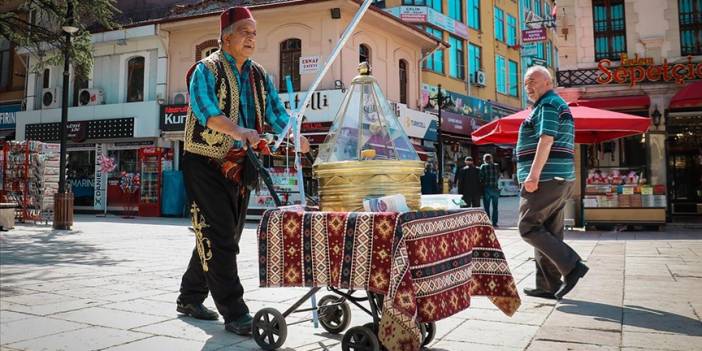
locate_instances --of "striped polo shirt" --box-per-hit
[516,90,575,183]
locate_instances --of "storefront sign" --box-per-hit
[94,143,108,210]
[438,110,482,136]
[396,103,438,140]
[280,89,344,122]
[26,118,134,142]
[386,7,469,40]
[522,28,547,43]
[159,104,188,132]
[299,56,321,74]
[421,84,492,120]
[66,121,88,142]
[521,43,538,57]
[397,6,428,22]
[0,104,20,129]
[597,54,702,86]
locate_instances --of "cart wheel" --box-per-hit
[252,308,288,350]
[362,322,378,335]
[420,322,436,346]
[342,326,380,351]
[318,294,352,334]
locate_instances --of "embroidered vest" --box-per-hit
[184,50,268,159]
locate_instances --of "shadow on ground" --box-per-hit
[558,299,702,336]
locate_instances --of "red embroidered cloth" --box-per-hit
[257,208,521,351]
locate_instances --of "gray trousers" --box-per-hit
[518,180,580,292]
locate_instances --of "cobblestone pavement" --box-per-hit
[1,197,701,351]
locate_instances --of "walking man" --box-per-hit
[480,153,500,226]
[517,65,588,300]
[176,6,309,334]
[457,156,481,207]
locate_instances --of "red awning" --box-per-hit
[670,81,702,109]
[575,95,650,110]
[471,104,651,145]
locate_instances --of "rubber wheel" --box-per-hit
[420,322,436,346]
[362,322,378,335]
[318,294,352,334]
[342,326,380,351]
[252,308,288,350]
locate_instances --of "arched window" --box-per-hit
[279,38,301,92]
[399,60,408,104]
[195,39,219,61]
[359,44,371,64]
[126,56,145,102]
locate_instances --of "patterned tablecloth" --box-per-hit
[257,207,521,351]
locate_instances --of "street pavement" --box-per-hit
[1,197,701,351]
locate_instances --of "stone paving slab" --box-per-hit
[1,197,701,350]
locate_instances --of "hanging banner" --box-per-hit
[93,143,108,210]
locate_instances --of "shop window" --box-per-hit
[449,35,465,80]
[679,0,702,56]
[67,150,96,206]
[359,44,371,65]
[468,0,481,30]
[126,56,145,102]
[399,59,408,104]
[534,0,542,17]
[279,38,301,92]
[494,7,505,42]
[107,149,138,179]
[593,0,627,61]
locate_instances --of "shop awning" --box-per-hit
[575,95,650,110]
[471,104,651,145]
[670,81,702,109]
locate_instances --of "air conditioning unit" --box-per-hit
[471,71,487,87]
[42,87,61,109]
[78,88,104,106]
[173,91,189,105]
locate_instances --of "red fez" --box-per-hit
[220,7,254,31]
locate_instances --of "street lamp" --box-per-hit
[426,84,453,193]
[54,1,77,230]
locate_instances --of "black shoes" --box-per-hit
[177,302,219,320]
[555,261,589,300]
[522,288,557,300]
[225,313,253,335]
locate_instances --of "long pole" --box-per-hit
[436,84,443,193]
[58,4,72,195]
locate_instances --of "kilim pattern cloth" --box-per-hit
[257,208,521,351]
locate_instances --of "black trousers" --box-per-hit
[518,180,580,293]
[178,152,250,323]
[461,193,481,208]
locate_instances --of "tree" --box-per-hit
[0,0,120,80]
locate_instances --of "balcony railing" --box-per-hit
[556,68,600,87]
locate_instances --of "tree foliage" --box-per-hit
[0,0,120,79]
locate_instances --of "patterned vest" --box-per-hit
[184,50,268,159]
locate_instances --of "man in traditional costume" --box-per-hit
[175,6,309,335]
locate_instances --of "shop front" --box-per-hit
[558,54,702,226]
[0,103,19,141]
[24,118,167,214]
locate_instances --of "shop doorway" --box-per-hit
[667,114,702,220]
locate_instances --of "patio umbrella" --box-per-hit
[471,104,651,145]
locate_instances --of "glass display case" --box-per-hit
[313,63,424,211]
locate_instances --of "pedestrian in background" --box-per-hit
[480,153,500,226]
[457,156,481,207]
[421,163,439,194]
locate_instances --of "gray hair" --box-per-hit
[525,65,553,84]
[219,24,235,47]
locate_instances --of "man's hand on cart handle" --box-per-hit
[261,133,311,154]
